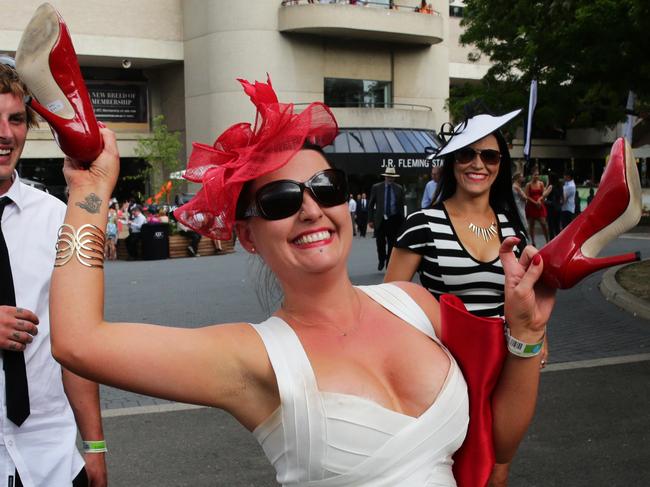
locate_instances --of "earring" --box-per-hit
[251,247,256,253]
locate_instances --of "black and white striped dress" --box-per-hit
[396,203,526,318]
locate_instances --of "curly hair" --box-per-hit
[0,63,37,128]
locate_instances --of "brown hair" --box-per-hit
[0,64,38,128]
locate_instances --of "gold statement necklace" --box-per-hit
[468,222,498,242]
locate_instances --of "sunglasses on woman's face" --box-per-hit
[454,147,502,165]
[244,168,348,220]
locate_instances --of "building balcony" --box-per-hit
[278,1,443,46]
[332,105,434,129]
[296,101,434,129]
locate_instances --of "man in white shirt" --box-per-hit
[0,61,106,486]
[420,165,441,208]
[561,171,577,229]
[126,205,147,258]
[348,194,357,236]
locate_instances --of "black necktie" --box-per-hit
[0,196,30,426]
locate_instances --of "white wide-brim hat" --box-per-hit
[435,109,522,158]
[381,167,400,177]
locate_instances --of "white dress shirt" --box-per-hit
[421,179,438,208]
[0,174,83,486]
[348,198,357,213]
[562,180,576,213]
[129,212,146,233]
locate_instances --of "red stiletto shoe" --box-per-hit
[440,294,507,487]
[15,3,103,163]
[539,138,642,289]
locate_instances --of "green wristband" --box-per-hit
[83,440,107,453]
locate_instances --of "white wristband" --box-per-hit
[505,326,545,358]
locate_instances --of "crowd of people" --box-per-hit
[99,198,167,260]
[98,198,230,260]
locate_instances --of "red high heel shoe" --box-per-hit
[539,138,642,289]
[440,294,507,487]
[15,3,103,163]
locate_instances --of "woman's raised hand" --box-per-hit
[499,237,556,341]
[62,128,120,197]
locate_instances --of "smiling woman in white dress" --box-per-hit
[49,79,554,486]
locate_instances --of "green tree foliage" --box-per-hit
[450,0,649,130]
[134,114,183,192]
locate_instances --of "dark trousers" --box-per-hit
[547,207,561,240]
[15,467,88,487]
[357,214,368,237]
[189,231,201,253]
[375,215,402,266]
[560,210,575,230]
[125,232,142,258]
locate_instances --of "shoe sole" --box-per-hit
[581,139,642,258]
[15,3,75,120]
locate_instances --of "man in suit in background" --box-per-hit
[368,167,405,271]
[355,192,368,238]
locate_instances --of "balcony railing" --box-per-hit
[279,0,444,45]
[280,0,441,16]
[295,101,432,110]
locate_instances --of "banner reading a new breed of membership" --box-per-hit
[88,83,148,123]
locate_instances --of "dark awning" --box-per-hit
[324,128,442,175]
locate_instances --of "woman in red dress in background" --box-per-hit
[525,167,549,247]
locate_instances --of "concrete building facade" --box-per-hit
[1,0,647,201]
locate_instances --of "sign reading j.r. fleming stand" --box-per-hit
[328,153,444,176]
[88,83,148,123]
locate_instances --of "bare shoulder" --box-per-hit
[388,281,440,330]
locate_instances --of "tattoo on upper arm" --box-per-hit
[76,193,102,214]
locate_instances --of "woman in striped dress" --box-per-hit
[385,110,539,487]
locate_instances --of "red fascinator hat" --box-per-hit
[173,76,338,239]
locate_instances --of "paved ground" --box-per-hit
[97,232,650,485]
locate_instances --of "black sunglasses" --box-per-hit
[455,147,502,165]
[244,168,348,220]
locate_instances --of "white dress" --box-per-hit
[250,283,469,486]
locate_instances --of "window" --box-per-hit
[449,5,464,17]
[324,78,392,108]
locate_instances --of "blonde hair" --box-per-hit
[0,64,38,128]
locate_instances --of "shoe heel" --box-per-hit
[546,251,641,288]
[583,251,641,273]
